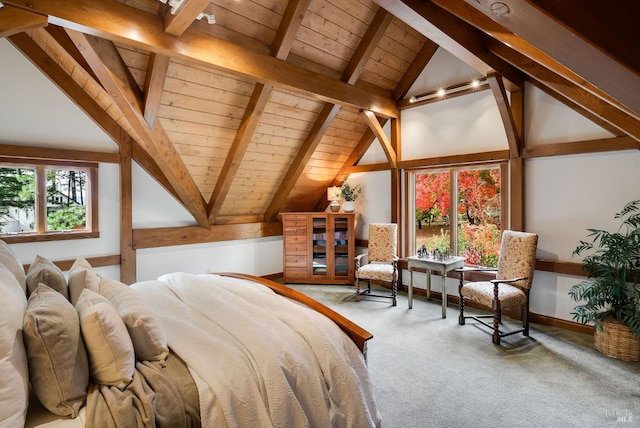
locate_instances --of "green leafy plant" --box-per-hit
[340,180,362,201]
[569,200,640,337]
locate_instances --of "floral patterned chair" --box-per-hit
[456,230,538,345]
[354,223,398,306]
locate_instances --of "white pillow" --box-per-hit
[76,289,135,389]
[0,239,26,294]
[0,266,29,428]
[99,278,169,363]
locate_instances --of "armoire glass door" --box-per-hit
[311,216,327,277]
[333,216,350,277]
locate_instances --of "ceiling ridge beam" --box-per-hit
[67,30,210,227]
[4,0,398,118]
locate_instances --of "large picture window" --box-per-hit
[410,164,505,267]
[0,160,98,242]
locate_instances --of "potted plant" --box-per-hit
[569,200,640,361]
[340,180,362,213]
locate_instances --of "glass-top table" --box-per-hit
[407,255,465,318]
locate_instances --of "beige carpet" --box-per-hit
[287,283,640,428]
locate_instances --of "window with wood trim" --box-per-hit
[408,163,506,267]
[0,160,98,243]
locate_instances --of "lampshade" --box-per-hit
[327,186,341,201]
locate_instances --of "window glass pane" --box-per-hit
[0,167,36,233]
[415,170,451,254]
[46,168,88,231]
[457,167,501,267]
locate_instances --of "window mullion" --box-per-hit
[35,165,46,233]
[449,168,458,256]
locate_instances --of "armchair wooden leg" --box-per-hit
[493,299,501,345]
[391,278,397,306]
[523,302,530,336]
[458,276,465,325]
[355,278,361,302]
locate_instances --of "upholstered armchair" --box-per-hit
[354,223,398,306]
[456,230,538,345]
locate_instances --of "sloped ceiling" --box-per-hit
[1,0,639,230]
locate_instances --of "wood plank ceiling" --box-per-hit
[1,0,639,230]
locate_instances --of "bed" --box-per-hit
[0,240,381,428]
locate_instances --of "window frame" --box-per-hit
[405,161,508,265]
[0,158,99,243]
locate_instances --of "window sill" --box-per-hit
[0,231,99,244]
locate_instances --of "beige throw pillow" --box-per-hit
[76,288,135,389]
[99,277,169,363]
[26,255,68,299]
[23,284,90,417]
[0,239,26,294]
[68,257,100,306]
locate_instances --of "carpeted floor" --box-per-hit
[287,283,640,428]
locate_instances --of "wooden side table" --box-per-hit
[407,255,465,318]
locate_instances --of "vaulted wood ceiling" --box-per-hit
[1,0,639,229]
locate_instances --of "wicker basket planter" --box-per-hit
[594,316,640,362]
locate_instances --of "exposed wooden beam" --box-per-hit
[466,0,640,117]
[119,134,135,284]
[0,143,118,163]
[487,73,521,157]
[522,136,640,159]
[342,9,394,85]
[398,150,510,169]
[373,0,522,90]
[267,104,342,220]
[0,5,47,38]
[4,0,399,119]
[210,0,311,223]
[527,79,624,137]
[207,84,273,222]
[66,30,210,228]
[487,38,640,143]
[8,30,180,201]
[270,0,312,60]
[362,110,397,169]
[7,32,123,145]
[336,38,439,182]
[44,25,100,83]
[143,53,170,129]
[163,0,210,37]
[132,222,283,249]
[271,7,393,219]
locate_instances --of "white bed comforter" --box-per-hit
[131,273,381,428]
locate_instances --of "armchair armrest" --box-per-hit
[355,253,368,268]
